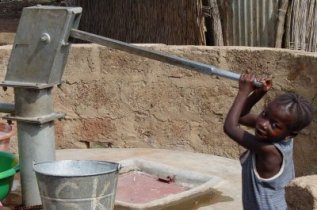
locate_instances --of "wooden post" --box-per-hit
[275,0,289,48]
[203,0,224,46]
[210,0,224,46]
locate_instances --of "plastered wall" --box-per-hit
[0,44,316,176]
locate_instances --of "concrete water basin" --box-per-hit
[2,148,241,209]
[55,148,242,210]
[116,159,223,210]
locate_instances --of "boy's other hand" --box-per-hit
[256,77,273,93]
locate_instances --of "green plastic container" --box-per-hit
[0,151,19,201]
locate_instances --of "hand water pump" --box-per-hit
[1,5,260,207]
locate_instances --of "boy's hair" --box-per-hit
[274,92,314,132]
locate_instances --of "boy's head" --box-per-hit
[273,92,314,132]
[255,92,313,142]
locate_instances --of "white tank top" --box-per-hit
[240,139,295,210]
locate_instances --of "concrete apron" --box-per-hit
[58,148,242,210]
[6,148,242,210]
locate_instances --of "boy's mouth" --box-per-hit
[255,128,266,138]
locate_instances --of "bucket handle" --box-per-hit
[95,161,122,172]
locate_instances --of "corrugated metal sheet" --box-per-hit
[221,0,280,47]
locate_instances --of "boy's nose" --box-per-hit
[259,119,269,130]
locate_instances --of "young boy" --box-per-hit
[224,74,314,210]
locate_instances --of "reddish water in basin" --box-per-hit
[116,171,188,204]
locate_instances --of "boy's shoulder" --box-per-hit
[274,138,293,148]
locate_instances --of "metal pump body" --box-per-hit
[1,6,82,207]
[4,6,82,88]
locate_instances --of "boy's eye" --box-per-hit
[261,111,267,117]
[271,122,279,129]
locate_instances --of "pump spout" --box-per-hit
[0,103,15,114]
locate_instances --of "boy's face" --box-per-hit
[255,100,296,142]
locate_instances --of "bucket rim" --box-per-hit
[0,151,16,159]
[0,151,19,178]
[33,160,120,177]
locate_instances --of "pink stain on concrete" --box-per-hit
[116,171,188,204]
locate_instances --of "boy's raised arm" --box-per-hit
[223,74,272,150]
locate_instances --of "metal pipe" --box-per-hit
[17,122,56,206]
[0,103,15,113]
[14,88,56,206]
[70,29,262,87]
[70,29,240,80]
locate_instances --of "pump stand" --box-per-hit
[1,6,81,207]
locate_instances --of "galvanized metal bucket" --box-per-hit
[33,160,120,210]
